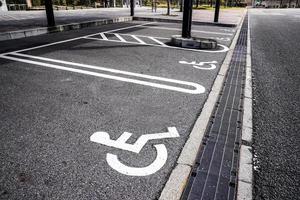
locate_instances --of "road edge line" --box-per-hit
[237,9,253,200]
[159,11,247,200]
[133,17,237,27]
[0,16,132,42]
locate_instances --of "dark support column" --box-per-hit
[45,0,55,27]
[130,0,134,16]
[180,0,183,12]
[214,0,220,22]
[181,0,192,38]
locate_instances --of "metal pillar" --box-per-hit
[180,0,183,12]
[45,0,55,27]
[181,0,192,38]
[214,0,221,22]
[130,0,134,16]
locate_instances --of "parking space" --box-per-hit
[0,21,236,199]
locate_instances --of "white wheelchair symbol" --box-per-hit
[215,37,231,42]
[179,60,218,70]
[90,127,179,176]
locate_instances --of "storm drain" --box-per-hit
[181,15,248,200]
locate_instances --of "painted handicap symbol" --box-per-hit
[179,60,218,70]
[90,127,179,176]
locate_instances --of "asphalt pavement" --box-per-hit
[250,8,300,200]
[0,21,236,199]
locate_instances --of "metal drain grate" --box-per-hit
[181,15,248,200]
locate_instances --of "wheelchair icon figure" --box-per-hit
[90,127,179,176]
[179,60,218,70]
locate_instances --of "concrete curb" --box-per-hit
[170,35,218,49]
[133,16,237,27]
[0,16,132,42]
[159,9,247,200]
[237,9,253,200]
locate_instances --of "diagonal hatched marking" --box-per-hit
[131,35,147,44]
[84,35,230,53]
[114,33,126,42]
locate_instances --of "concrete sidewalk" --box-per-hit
[0,7,245,40]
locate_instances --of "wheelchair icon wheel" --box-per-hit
[90,127,179,176]
[106,144,167,176]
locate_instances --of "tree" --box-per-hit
[195,0,199,8]
[166,0,171,15]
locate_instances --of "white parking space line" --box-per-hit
[84,35,229,53]
[113,33,230,42]
[104,22,156,33]
[100,32,108,40]
[127,33,230,42]
[149,36,168,47]
[138,25,234,36]
[1,53,205,94]
[131,35,147,44]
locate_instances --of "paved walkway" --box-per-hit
[0,7,245,33]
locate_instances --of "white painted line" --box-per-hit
[140,25,233,36]
[0,22,156,56]
[122,34,230,42]
[127,33,168,40]
[84,37,229,53]
[104,22,156,33]
[149,36,167,46]
[114,33,126,42]
[99,32,108,40]
[123,33,230,42]
[159,9,247,200]
[1,54,205,94]
[131,35,147,44]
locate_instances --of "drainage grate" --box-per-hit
[181,14,248,200]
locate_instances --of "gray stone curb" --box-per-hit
[237,9,253,200]
[133,16,237,27]
[0,16,133,42]
[170,35,218,50]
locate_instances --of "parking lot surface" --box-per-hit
[0,21,236,199]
